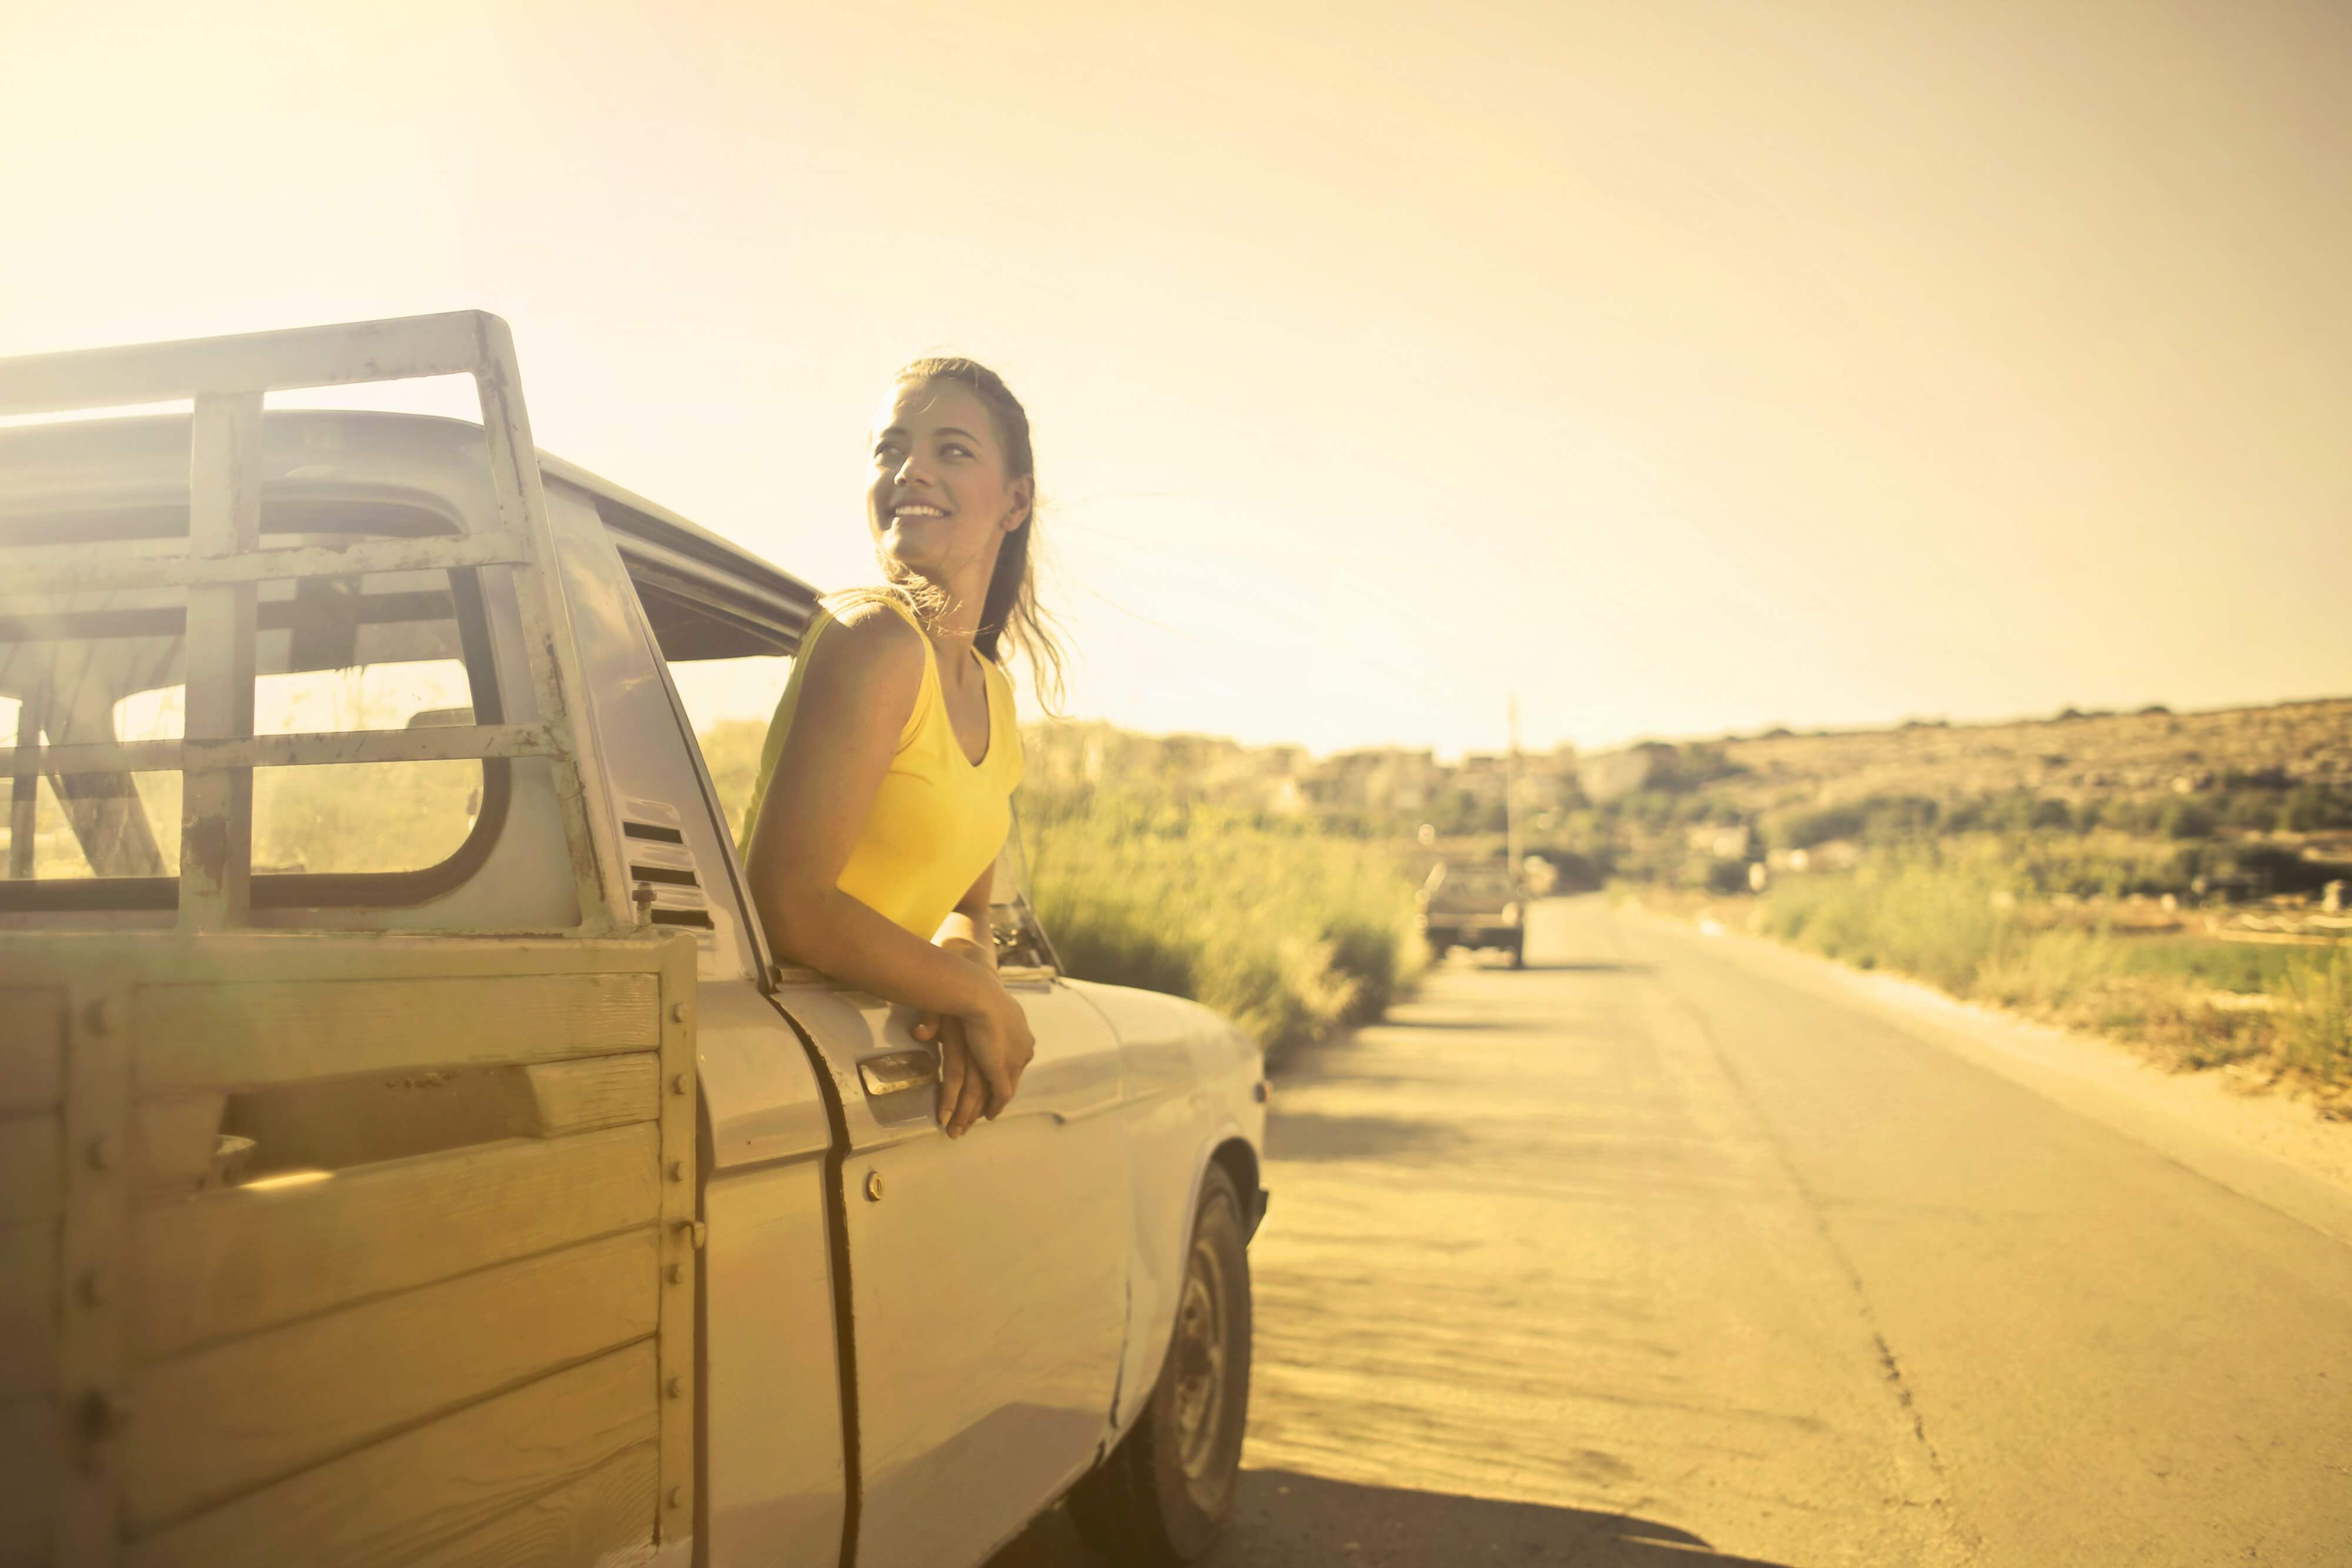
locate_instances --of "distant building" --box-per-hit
[1581,749,1657,802]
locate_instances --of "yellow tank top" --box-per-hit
[737,597,1024,940]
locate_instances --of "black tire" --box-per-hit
[1069,1165,1253,1566]
[1508,934,1525,969]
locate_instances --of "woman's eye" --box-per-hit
[941,443,973,459]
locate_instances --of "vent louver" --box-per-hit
[619,798,714,942]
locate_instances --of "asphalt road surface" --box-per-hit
[994,895,2352,1567]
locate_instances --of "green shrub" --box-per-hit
[1023,797,1424,1059]
[2159,798,2217,840]
[2278,950,2351,1088]
[2278,787,2352,833]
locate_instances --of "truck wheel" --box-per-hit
[1508,934,1525,969]
[1070,1164,1252,1565]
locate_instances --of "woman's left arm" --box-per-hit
[917,865,999,1134]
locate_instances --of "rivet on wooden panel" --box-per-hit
[667,1159,685,1183]
[85,1134,114,1171]
[670,1074,689,1097]
[665,1375,684,1400]
[669,1001,688,1024]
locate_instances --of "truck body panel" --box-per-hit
[0,929,700,1567]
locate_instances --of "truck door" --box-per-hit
[593,504,1129,1568]
[775,930,1131,1568]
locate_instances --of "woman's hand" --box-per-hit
[928,1015,990,1137]
[952,977,1037,1129]
[917,938,1033,1135]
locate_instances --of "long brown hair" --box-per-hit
[844,356,1068,713]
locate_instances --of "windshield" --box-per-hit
[1430,864,1516,901]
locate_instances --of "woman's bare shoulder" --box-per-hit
[801,599,926,706]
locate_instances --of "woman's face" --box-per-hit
[867,379,1031,587]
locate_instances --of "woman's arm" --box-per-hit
[918,865,999,1135]
[743,608,1034,1119]
[932,865,996,972]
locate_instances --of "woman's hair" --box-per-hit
[842,356,1068,713]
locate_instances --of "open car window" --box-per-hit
[609,523,1064,975]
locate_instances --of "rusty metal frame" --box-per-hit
[0,312,626,932]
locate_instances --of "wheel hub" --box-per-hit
[1170,1235,1228,1481]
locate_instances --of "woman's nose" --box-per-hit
[894,454,930,487]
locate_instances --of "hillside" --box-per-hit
[1651,697,2352,813]
[1581,699,2352,1105]
[1573,697,2352,895]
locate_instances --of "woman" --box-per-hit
[740,357,1061,1138]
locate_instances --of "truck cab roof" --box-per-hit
[0,409,822,661]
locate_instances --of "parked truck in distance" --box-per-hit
[1418,858,1528,967]
[0,313,1267,1568]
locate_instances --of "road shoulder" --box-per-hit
[1618,901,2352,1251]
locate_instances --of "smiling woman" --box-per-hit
[737,357,1066,1137]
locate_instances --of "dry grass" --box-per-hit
[1742,848,2351,1106]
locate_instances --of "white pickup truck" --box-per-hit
[0,313,1268,1568]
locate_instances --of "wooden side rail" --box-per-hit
[0,309,629,933]
[0,931,698,1568]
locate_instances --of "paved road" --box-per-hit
[995,896,2352,1566]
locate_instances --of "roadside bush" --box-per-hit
[2278,951,2352,1089]
[1758,844,2352,1101]
[2159,798,2217,841]
[2280,785,2352,834]
[699,719,769,844]
[1765,804,1865,851]
[1023,798,1424,1059]
[1761,852,2007,994]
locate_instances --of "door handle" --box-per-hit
[857,1048,938,1098]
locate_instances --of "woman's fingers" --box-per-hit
[936,1021,994,1138]
[913,1011,940,1043]
[990,1007,1035,1117]
[949,1052,990,1138]
[960,1011,1022,1119]
[936,1025,966,1129]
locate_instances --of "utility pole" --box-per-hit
[1505,695,1523,871]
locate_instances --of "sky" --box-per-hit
[4,0,2347,758]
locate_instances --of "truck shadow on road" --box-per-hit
[1262,1107,1471,1162]
[989,1467,1798,1566]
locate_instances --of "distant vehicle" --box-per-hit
[1419,858,1527,967]
[0,313,1266,1568]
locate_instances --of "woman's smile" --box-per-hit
[866,379,1027,580]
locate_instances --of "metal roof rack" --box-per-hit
[0,311,627,931]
